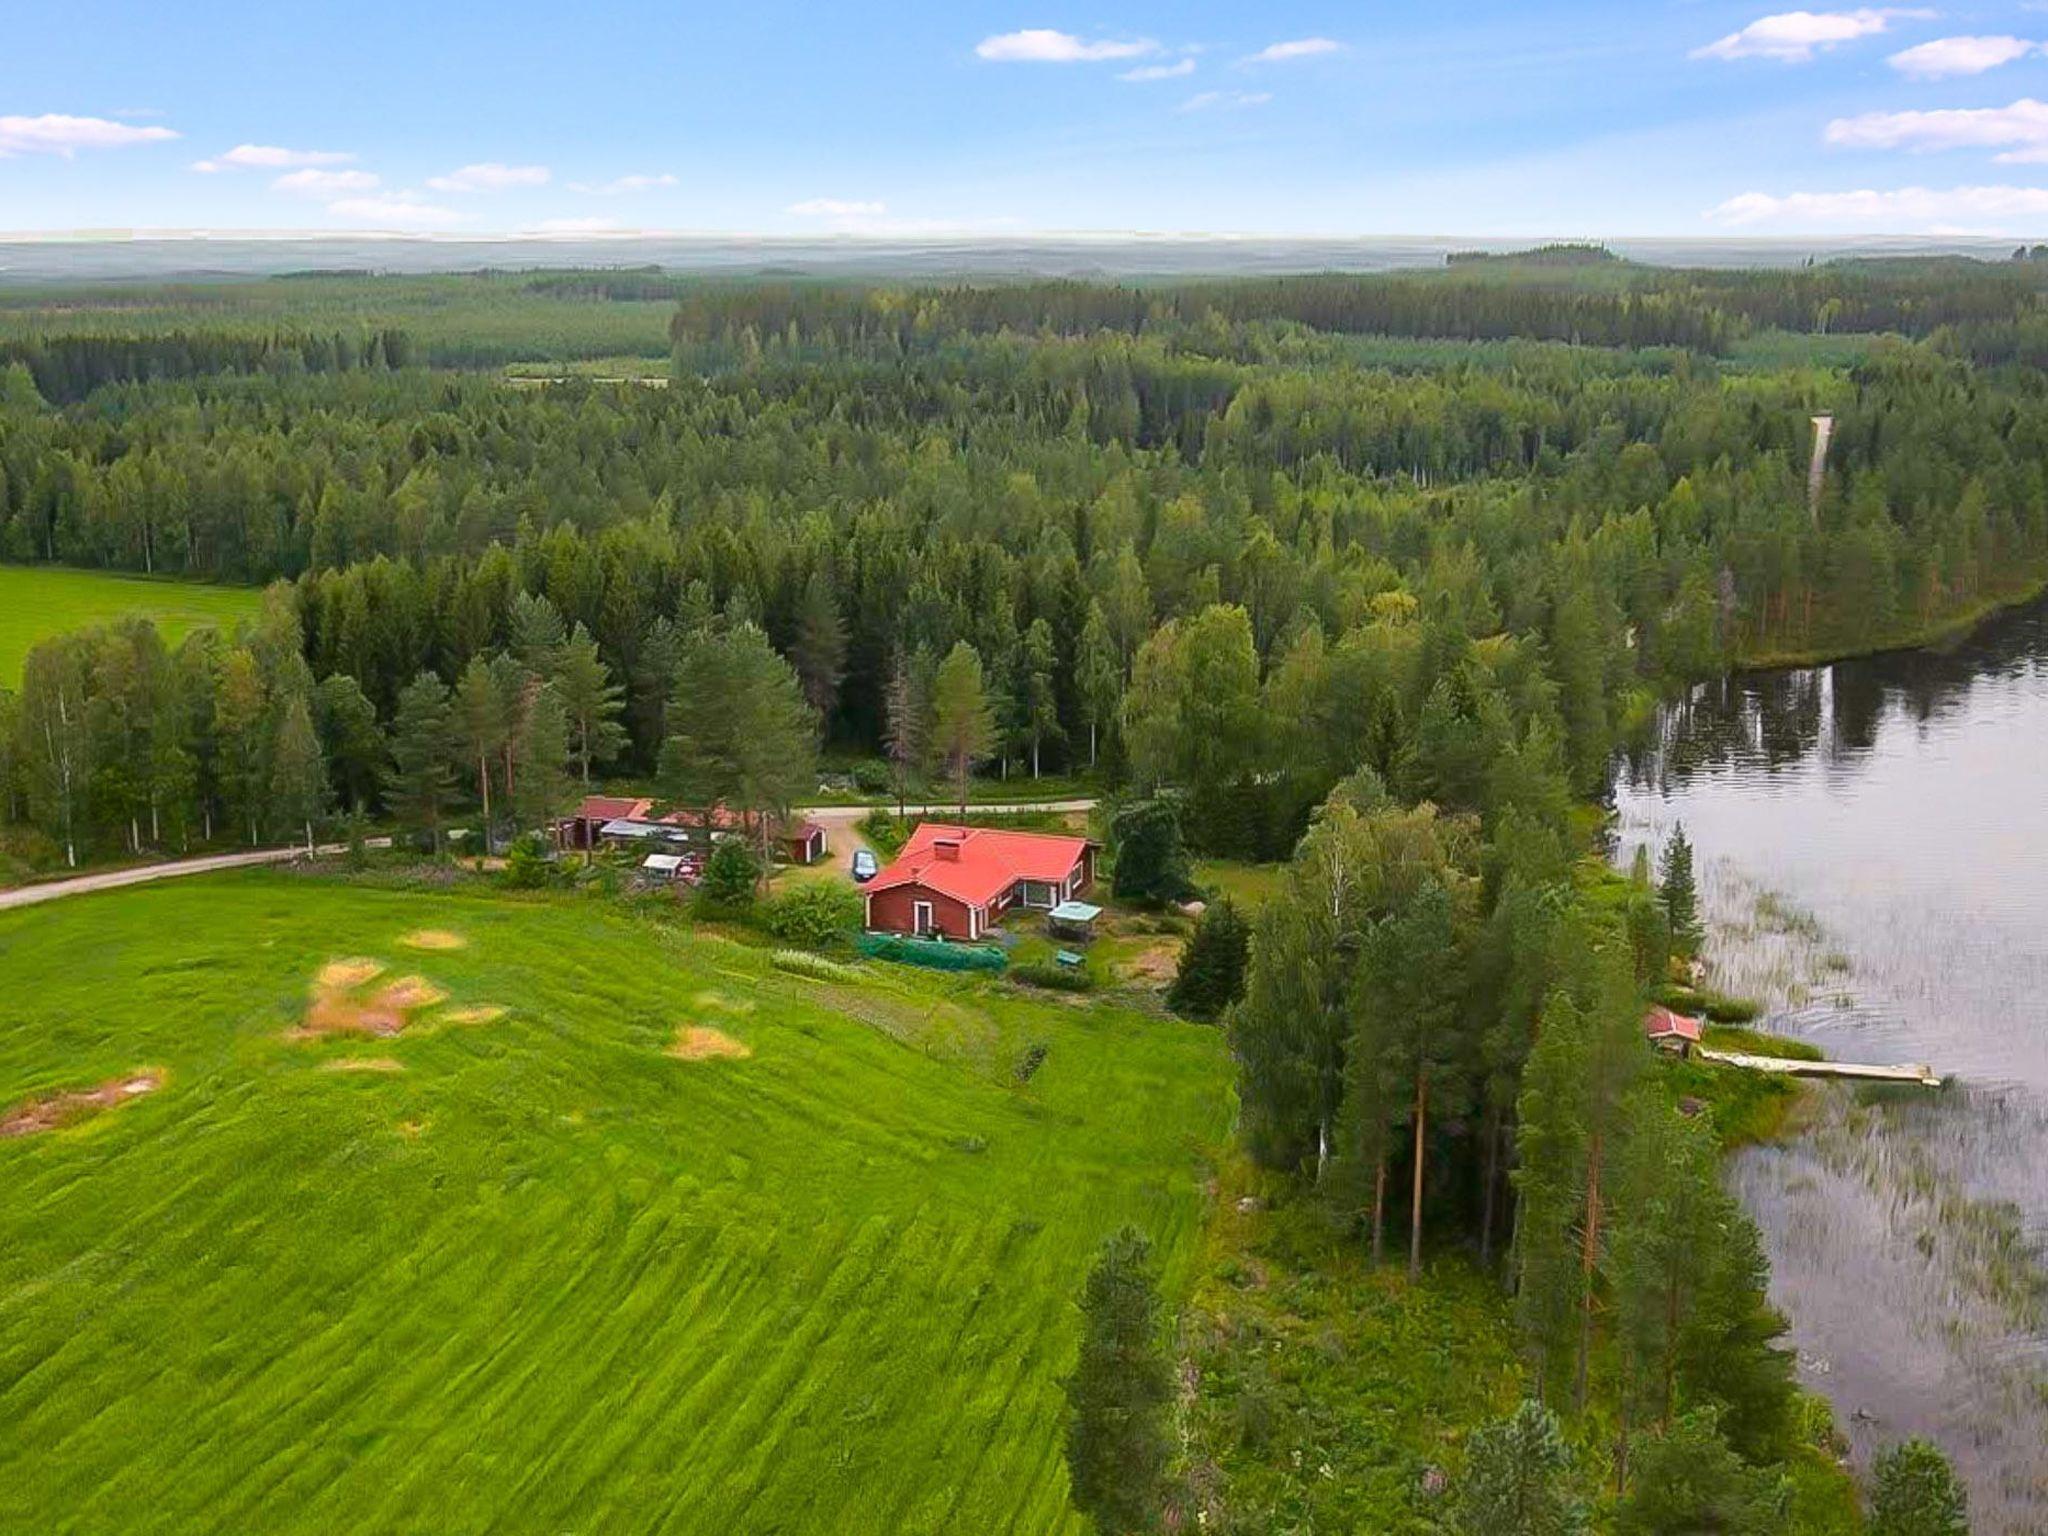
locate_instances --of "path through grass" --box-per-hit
[0,873,1231,1533]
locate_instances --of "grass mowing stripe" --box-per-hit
[0,873,1230,1534]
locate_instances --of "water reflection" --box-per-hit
[1612,595,2048,1533]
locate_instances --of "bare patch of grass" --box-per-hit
[1,1068,164,1137]
[316,957,385,990]
[668,1025,753,1061]
[296,965,447,1039]
[399,929,467,952]
[438,1005,507,1026]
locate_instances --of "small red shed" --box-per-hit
[1643,1005,1705,1058]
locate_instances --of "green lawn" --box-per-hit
[0,565,264,683]
[0,873,1232,1534]
[1192,859,1290,911]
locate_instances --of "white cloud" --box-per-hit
[567,172,679,195]
[1692,9,1931,63]
[975,29,1157,63]
[327,193,461,228]
[271,168,379,196]
[1120,59,1196,81]
[525,217,624,234]
[1827,97,2048,158]
[788,198,887,217]
[0,113,178,157]
[1888,35,2039,76]
[425,162,550,193]
[1241,38,1343,64]
[1179,90,1273,112]
[1706,183,2048,229]
[192,143,352,173]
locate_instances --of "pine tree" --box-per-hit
[388,671,456,854]
[267,693,328,851]
[659,624,817,881]
[1063,1226,1173,1536]
[1659,825,1701,959]
[1455,1400,1587,1536]
[510,680,572,833]
[881,648,926,818]
[1514,926,1644,1407]
[552,622,627,785]
[929,641,996,814]
[453,656,510,835]
[1362,880,1470,1277]
[1870,1439,1969,1536]
[1166,897,1250,1021]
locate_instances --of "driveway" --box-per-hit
[0,802,1101,912]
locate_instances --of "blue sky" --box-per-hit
[9,2,2048,236]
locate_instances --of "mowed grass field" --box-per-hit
[0,565,264,683]
[0,875,1232,1533]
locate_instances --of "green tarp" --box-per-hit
[855,932,1009,972]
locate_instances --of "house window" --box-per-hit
[1019,880,1057,909]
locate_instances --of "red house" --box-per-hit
[863,823,1096,941]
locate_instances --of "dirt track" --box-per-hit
[0,802,1099,913]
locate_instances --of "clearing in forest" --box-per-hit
[0,565,264,684]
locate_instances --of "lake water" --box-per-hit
[1612,595,2048,1533]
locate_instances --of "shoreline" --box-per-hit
[1730,572,2048,674]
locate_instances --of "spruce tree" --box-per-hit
[552,622,627,785]
[1660,825,1701,959]
[1063,1226,1173,1536]
[1455,1400,1587,1536]
[929,641,996,814]
[790,569,847,727]
[1167,897,1250,1022]
[388,671,456,854]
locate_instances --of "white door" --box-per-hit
[913,900,935,936]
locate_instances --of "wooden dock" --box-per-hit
[1696,1048,1944,1088]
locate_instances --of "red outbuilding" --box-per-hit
[863,823,1096,941]
[558,794,827,865]
[1643,1005,1705,1057]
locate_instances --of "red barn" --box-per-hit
[863,823,1096,941]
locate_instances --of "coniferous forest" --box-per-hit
[2,255,2036,1527]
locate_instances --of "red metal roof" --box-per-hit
[865,823,1090,909]
[1643,1006,1704,1044]
[574,795,824,840]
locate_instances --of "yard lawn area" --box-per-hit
[1192,859,1290,911]
[0,565,264,683]
[0,873,1231,1535]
